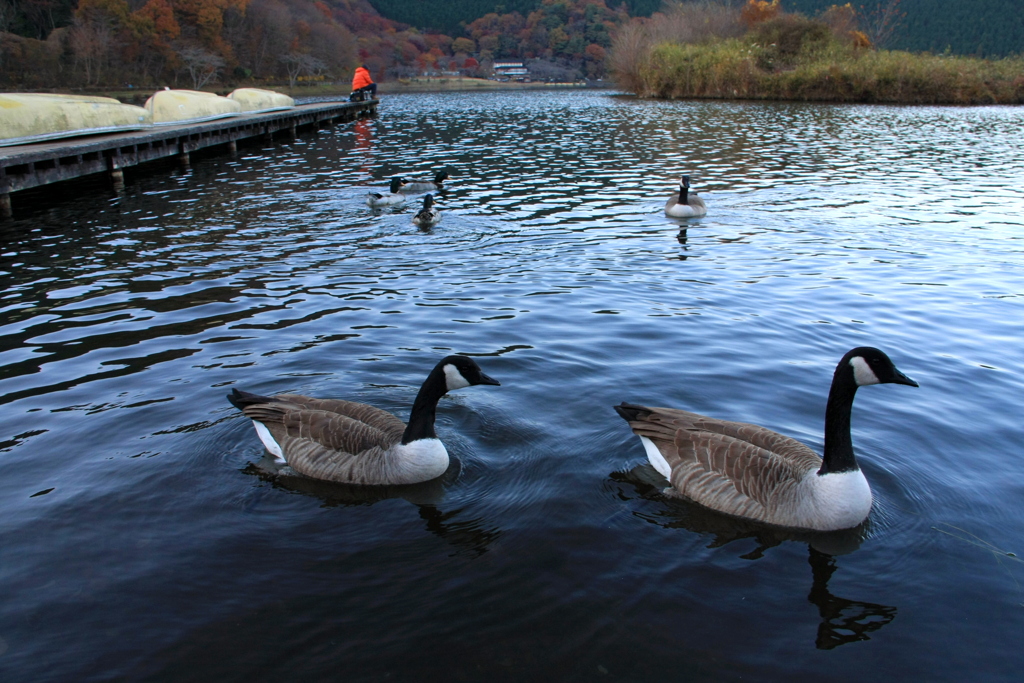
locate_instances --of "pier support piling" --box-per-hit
[1,193,11,219]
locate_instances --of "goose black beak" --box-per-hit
[478,372,501,386]
[892,369,919,387]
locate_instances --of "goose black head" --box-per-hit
[439,355,500,391]
[842,347,919,388]
[678,175,691,203]
[389,177,406,193]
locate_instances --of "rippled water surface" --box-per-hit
[2,91,1023,681]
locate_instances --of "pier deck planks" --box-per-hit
[0,98,376,217]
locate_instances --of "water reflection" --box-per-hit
[610,465,897,649]
[806,547,897,650]
[244,456,500,557]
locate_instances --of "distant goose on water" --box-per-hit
[614,347,919,531]
[367,177,407,207]
[664,175,707,218]
[401,170,449,193]
[228,356,500,486]
[412,193,441,228]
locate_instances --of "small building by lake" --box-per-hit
[493,61,530,82]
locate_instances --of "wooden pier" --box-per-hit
[0,98,377,218]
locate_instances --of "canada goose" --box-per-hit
[367,177,407,207]
[412,193,441,228]
[614,347,918,531]
[228,355,500,485]
[401,170,449,193]
[664,175,707,218]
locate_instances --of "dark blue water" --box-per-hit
[2,90,1022,681]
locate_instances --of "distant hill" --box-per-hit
[371,0,1023,57]
[784,0,1024,57]
[369,0,662,35]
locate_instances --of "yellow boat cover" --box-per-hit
[0,93,152,147]
[145,89,242,125]
[228,88,295,113]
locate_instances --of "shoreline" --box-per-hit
[14,77,595,105]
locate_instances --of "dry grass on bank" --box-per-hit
[613,3,1024,105]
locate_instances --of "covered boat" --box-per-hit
[145,89,241,125]
[0,93,152,147]
[228,88,295,113]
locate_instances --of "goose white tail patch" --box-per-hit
[252,421,285,463]
[639,436,672,480]
[443,363,471,391]
[849,356,880,386]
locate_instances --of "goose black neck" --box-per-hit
[401,366,447,444]
[679,186,689,204]
[820,362,859,474]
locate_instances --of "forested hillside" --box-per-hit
[784,0,1024,56]
[0,0,633,89]
[370,0,662,35]
[0,0,1020,92]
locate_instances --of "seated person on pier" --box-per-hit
[351,66,377,100]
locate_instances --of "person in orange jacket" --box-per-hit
[351,65,377,99]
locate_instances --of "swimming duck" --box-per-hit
[367,177,407,207]
[614,347,918,531]
[412,194,441,228]
[228,355,500,486]
[664,175,707,218]
[401,171,449,193]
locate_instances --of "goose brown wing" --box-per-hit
[241,403,398,484]
[640,407,822,473]
[668,429,808,521]
[241,404,397,455]
[274,394,406,441]
[620,405,821,522]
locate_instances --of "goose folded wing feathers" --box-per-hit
[274,394,406,439]
[243,405,398,484]
[240,403,396,454]
[639,406,822,472]
[669,429,808,522]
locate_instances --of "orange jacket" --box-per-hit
[352,67,374,90]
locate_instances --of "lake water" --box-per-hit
[1,90,1023,681]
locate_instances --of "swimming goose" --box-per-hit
[664,175,707,218]
[614,347,918,531]
[367,177,407,207]
[412,194,441,228]
[401,171,449,193]
[228,355,500,485]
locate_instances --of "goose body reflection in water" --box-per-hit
[610,464,897,649]
[244,454,500,558]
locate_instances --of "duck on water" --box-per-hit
[412,194,441,228]
[228,355,500,486]
[615,347,919,531]
[401,171,449,193]
[367,177,407,207]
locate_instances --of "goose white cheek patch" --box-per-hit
[443,364,471,390]
[849,356,880,386]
